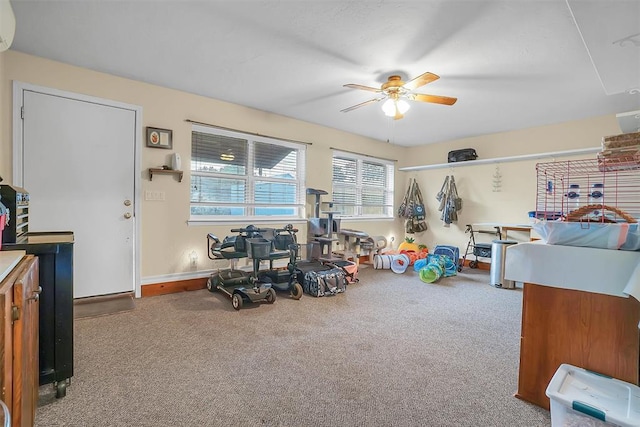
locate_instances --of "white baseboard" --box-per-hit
[141,259,290,286]
[141,270,215,285]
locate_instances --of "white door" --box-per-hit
[18,88,138,298]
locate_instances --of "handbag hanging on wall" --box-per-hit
[398,179,414,218]
[405,178,428,233]
[412,180,426,221]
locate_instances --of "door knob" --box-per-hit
[124,199,132,206]
[124,212,132,219]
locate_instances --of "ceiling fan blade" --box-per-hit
[402,72,440,91]
[412,93,458,105]
[340,97,384,113]
[343,84,382,93]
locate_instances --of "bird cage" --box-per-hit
[535,154,640,222]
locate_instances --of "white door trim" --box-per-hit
[12,81,143,298]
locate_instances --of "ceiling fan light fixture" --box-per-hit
[382,98,410,117]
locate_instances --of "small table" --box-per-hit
[472,223,532,241]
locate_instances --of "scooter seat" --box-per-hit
[211,249,248,260]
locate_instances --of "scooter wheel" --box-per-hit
[290,282,303,300]
[232,293,243,310]
[469,260,478,269]
[265,288,277,304]
[206,277,218,293]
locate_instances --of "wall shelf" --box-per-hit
[398,147,601,172]
[148,168,183,182]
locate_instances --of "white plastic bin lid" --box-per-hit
[546,364,640,427]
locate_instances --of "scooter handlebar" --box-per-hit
[229,226,272,234]
[274,224,298,234]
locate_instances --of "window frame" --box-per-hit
[331,150,395,220]
[189,124,306,224]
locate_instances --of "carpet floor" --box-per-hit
[36,265,551,427]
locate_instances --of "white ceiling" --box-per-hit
[9,0,640,147]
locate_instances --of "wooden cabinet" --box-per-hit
[0,255,40,427]
[516,282,640,410]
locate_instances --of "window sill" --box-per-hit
[188,218,308,227]
[331,216,395,222]
[187,216,394,226]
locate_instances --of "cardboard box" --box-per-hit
[603,131,640,150]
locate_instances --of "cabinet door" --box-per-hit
[11,257,39,427]
[0,280,13,416]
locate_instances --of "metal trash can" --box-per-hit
[490,240,518,288]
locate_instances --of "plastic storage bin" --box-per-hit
[621,223,640,251]
[546,363,640,427]
[532,221,630,250]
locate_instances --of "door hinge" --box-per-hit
[11,305,19,322]
[20,106,24,120]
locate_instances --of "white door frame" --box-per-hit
[12,81,143,298]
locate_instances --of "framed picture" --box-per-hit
[146,127,172,149]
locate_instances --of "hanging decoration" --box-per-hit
[492,165,502,192]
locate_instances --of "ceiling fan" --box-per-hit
[341,72,457,120]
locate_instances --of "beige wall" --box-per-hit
[400,115,621,254]
[0,50,404,279]
[0,50,623,280]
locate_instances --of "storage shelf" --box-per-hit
[148,168,183,182]
[398,147,601,171]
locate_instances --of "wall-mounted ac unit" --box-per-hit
[0,0,16,52]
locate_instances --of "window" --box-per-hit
[331,150,394,218]
[190,125,306,221]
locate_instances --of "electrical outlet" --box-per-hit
[145,190,165,201]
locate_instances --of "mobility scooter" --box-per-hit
[257,224,304,300]
[206,225,276,310]
[206,224,303,309]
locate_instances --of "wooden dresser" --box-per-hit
[0,252,40,427]
[516,283,640,410]
[505,242,640,411]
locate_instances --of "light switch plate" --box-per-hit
[145,190,165,201]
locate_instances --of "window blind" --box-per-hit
[332,151,394,218]
[190,126,305,220]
